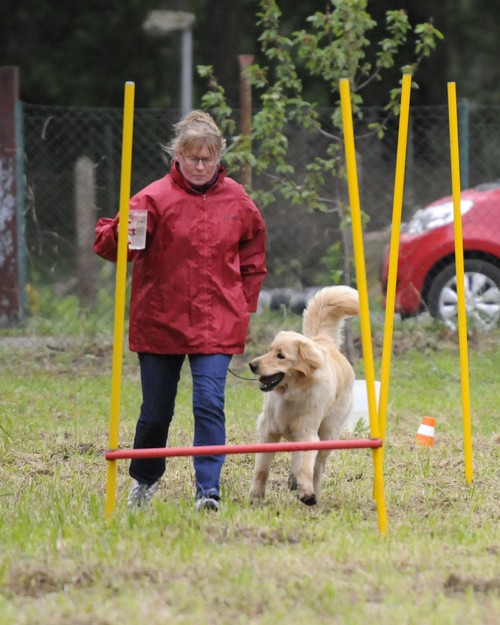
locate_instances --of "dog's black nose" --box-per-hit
[249,361,258,374]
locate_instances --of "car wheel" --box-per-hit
[426,259,500,331]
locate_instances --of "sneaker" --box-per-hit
[196,496,219,512]
[127,479,160,509]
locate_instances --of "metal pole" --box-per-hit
[340,78,388,536]
[106,438,383,460]
[379,74,412,441]
[142,11,195,116]
[181,27,193,116]
[448,83,473,485]
[105,81,135,519]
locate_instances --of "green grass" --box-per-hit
[0,311,499,625]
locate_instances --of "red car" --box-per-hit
[380,182,500,330]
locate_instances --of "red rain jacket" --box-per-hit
[93,163,266,355]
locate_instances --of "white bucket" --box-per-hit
[342,380,381,432]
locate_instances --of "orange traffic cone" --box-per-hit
[415,416,436,447]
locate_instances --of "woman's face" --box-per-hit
[177,145,219,186]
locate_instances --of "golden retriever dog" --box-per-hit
[249,286,359,506]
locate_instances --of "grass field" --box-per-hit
[0,309,499,625]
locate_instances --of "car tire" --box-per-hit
[426,259,500,331]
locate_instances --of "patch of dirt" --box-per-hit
[5,563,94,598]
[444,573,500,595]
[232,526,302,545]
[59,442,102,460]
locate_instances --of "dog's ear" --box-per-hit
[294,341,322,376]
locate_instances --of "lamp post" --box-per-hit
[143,10,195,116]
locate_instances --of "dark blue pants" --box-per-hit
[129,353,232,500]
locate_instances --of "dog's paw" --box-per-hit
[299,493,317,506]
[249,497,265,506]
[249,489,265,505]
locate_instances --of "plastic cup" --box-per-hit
[128,210,147,250]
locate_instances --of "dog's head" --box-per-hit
[249,331,323,393]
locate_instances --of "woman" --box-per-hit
[94,110,266,511]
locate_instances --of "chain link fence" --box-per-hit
[7,101,500,325]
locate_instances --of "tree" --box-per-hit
[199,0,442,277]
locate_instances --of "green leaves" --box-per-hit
[415,21,445,57]
[198,0,442,267]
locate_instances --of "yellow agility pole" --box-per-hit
[379,74,412,441]
[105,81,136,518]
[447,82,474,484]
[339,78,388,535]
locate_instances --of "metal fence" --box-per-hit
[12,101,500,312]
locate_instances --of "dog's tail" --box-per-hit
[302,286,359,346]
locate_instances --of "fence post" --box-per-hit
[0,66,25,326]
[458,98,469,189]
[74,156,98,301]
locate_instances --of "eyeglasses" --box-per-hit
[181,154,217,166]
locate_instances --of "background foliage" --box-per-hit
[2,0,500,108]
[2,1,500,320]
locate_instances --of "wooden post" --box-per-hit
[0,66,23,326]
[74,156,98,301]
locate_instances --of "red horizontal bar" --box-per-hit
[105,438,382,460]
